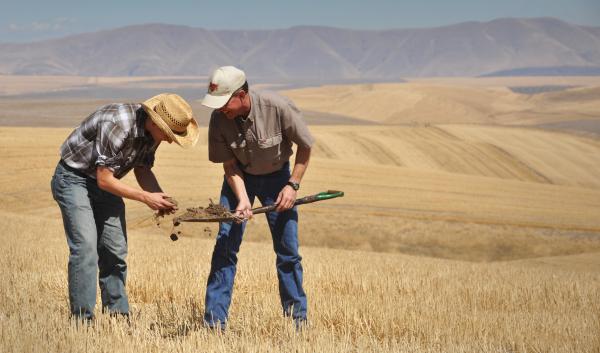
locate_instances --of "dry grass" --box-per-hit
[2,213,599,353]
[1,91,600,351]
[0,77,600,352]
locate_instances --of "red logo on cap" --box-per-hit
[209,82,218,93]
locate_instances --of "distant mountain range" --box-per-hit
[482,66,600,77]
[1,17,600,80]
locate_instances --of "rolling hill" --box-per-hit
[1,18,600,78]
[282,82,600,127]
[1,123,599,261]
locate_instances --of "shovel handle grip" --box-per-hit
[250,190,344,215]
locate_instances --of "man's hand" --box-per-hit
[275,185,297,212]
[235,198,253,220]
[222,159,253,221]
[156,199,179,217]
[143,192,177,211]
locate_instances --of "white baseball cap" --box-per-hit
[201,66,247,109]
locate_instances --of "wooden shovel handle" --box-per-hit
[251,190,344,215]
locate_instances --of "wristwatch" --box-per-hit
[286,181,300,191]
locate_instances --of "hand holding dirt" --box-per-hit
[143,192,177,211]
[153,196,179,220]
[158,196,179,215]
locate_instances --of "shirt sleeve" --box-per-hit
[94,121,128,171]
[280,98,314,149]
[208,112,235,163]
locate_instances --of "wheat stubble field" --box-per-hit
[1,76,600,352]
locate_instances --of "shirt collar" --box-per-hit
[246,90,256,123]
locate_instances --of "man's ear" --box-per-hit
[147,119,157,130]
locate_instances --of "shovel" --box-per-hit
[173,190,344,224]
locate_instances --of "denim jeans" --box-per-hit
[51,161,129,319]
[204,163,307,329]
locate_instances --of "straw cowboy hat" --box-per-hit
[142,93,199,147]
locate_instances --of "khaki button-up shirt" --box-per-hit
[208,90,314,175]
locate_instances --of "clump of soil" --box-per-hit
[174,202,241,224]
[155,199,242,241]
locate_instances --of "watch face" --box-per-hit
[288,182,300,190]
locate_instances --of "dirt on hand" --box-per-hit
[153,196,180,226]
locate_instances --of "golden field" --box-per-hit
[282,78,600,126]
[1,76,600,352]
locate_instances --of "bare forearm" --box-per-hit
[290,146,311,183]
[96,168,147,202]
[223,160,250,203]
[273,145,311,212]
[97,167,175,211]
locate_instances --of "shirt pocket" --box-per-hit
[256,133,283,161]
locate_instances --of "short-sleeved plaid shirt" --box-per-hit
[60,103,156,179]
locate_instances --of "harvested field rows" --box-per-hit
[310,125,600,188]
[1,125,599,261]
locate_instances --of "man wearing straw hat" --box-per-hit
[51,93,199,321]
[201,66,314,330]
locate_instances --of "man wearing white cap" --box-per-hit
[51,93,199,321]
[201,66,314,329]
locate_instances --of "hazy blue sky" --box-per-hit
[1,0,598,42]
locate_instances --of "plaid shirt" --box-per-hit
[60,103,156,179]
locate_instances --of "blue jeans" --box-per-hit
[51,161,129,319]
[204,163,307,329]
